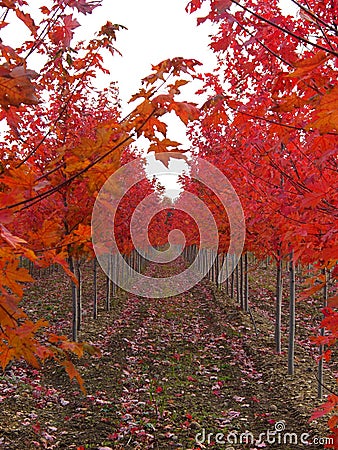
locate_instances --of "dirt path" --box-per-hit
[0,258,330,449]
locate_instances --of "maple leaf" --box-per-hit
[67,0,101,14]
[59,341,84,358]
[83,342,101,356]
[63,15,80,47]
[307,84,338,133]
[288,51,329,79]
[168,79,189,95]
[0,346,16,371]
[0,224,27,248]
[0,292,26,327]
[168,101,200,125]
[15,9,37,35]
[213,0,232,16]
[185,0,203,14]
[0,65,39,109]
[0,0,16,6]
[155,152,187,168]
[50,15,80,48]
[98,21,127,40]
[62,359,86,394]
[52,253,78,284]
[148,138,181,154]
[0,252,33,296]
[310,395,338,421]
[29,217,63,249]
[271,92,307,113]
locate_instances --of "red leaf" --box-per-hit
[310,395,338,422]
[0,224,26,247]
[297,283,325,301]
[15,9,37,35]
[213,0,232,15]
[328,296,338,308]
[288,51,329,78]
[168,101,200,125]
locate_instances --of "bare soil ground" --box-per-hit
[0,258,334,449]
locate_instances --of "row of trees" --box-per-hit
[183,0,338,443]
[0,0,337,444]
[0,0,201,390]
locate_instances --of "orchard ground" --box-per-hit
[0,257,334,449]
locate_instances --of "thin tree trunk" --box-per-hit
[244,252,249,312]
[318,268,328,399]
[236,259,240,304]
[69,257,78,342]
[240,254,244,309]
[93,257,98,319]
[275,252,283,354]
[106,255,111,312]
[225,254,229,295]
[76,260,82,331]
[231,254,235,299]
[288,250,295,376]
[215,252,219,288]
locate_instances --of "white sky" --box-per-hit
[76,0,218,197]
[1,0,218,197]
[77,0,217,111]
[1,0,297,197]
[76,0,297,198]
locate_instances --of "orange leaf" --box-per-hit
[0,224,27,248]
[168,101,200,125]
[310,395,338,421]
[0,345,16,371]
[328,415,338,430]
[297,282,325,301]
[53,254,78,284]
[328,296,338,308]
[62,359,86,394]
[59,341,84,358]
[307,84,338,134]
[0,256,33,296]
[0,292,26,327]
[15,9,37,35]
[148,138,181,154]
[288,51,329,78]
[0,64,39,109]
[155,152,187,168]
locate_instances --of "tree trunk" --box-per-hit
[236,260,240,304]
[244,252,249,312]
[275,252,283,354]
[231,254,235,299]
[318,268,328,399]
[76,260,82,331]
[240,254,244,310]
[288,250,295,376]
[106,255,111,312]
[69,257,78,342]
[93,257,98,319]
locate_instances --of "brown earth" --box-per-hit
[0,259,334,449]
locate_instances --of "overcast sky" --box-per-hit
[76,0,218,196]
[77,0,216,108]
[2,0,297,197]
